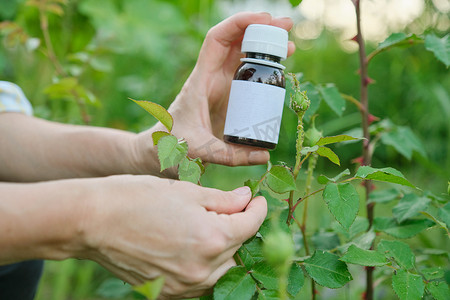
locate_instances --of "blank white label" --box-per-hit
[224,80,285,144]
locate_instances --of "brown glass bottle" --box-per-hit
[223,53,286,150]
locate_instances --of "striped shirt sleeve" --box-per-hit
[0,81,33,116]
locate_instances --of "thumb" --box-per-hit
[191,135,270,166]
[201,186,253,214]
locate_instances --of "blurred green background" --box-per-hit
[1,0,448,299]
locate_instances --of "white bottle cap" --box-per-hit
[241,24,288,60]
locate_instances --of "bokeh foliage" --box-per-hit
[1,0,448,299]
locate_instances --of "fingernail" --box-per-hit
[233,186,251,195]
[248,151,270,165]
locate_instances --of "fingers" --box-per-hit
[200,186,252,214]
[288,41,296,57]
[191,134,270,166]
[270,16,294,33]
[198,12,296,70]
[223,196,268,244]
[208,12,273,46]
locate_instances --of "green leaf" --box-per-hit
[318,84,346,117]
[289,0,302,7]
[260,190,287,214]
[424,190,449,204]
[380,126,427,159]
[266,165,297,194]
[96,278,132,299]
[244,179,261,198]
[214,266,256,300]
[438,203,450,228]
[133,277,165,300]
[368,188,401,204]
[340,244,387,267]
[373,217,435,239]
[419,248,450,257]
[303,250,352,289]
[300,145,319,155]
[44,77,99,106]
[178,157,201,184]
[420,211,449,235]
[157,135,188,171]
[427,281,450,300]
[392,269,425,300]
[425,34,450,67]
[377,33,408,50]
[250,262,304,298]
[393,193,431,223]
[333,216,370,240]
[44,77,78,99]
[421,267,445,281]
[323,182,359,230]
[237,237,264,270]
[311,231,341,250]
[251,262,278,290]
[131,99,173,132]
[316,134,360,146]
[338,230,376,253]
[257,290,279,300]
[192,157,205,175]
[287,263,304,297]
[377,240,415,269]
[152,131,171,146]
[355,166,415,188]
[259,209,291,239]
[317,169,350,184]
[316,146,340,165]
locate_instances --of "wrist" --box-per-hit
[133,123,178,178]
[0,179,93,264]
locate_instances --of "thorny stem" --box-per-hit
[287,73,309,225]
[287,73,315,298]
[353,1,374,299]
[302,153,318,300]
[302,153,318,232]
[38,0,90,124]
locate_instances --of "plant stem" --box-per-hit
[39,1,65,76]
[288,111,306,225]
[302,152,318,300]
[353,1,374,299]
[233,252,245,268]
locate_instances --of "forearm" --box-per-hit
[0,180,90,264]
[0,113,162,181]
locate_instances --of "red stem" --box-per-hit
[353,1,374,299]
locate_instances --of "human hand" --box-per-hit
[137,12,295,168]
[80,175,267,298]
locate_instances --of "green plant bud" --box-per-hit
[263,230,295,268]
[290,90,310,114]
[305,126,323,147]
